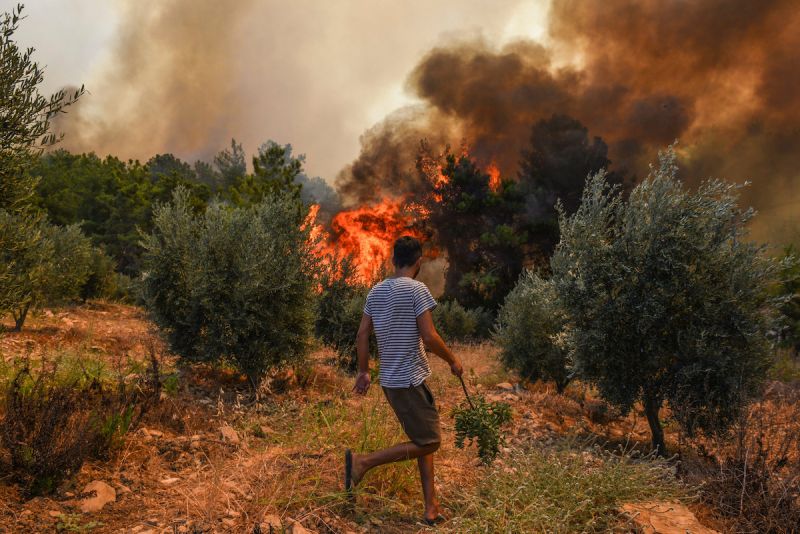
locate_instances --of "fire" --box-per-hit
[312,199,426,283]
[487,161,501,192]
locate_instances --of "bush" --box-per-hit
[699,388,800,532]
[141,188,315,384]
[495,270,572,392]
[0,355,160,496]
[453,396,512,464]
[314,254,373,370]
[433,300,492,343]
[2,220,92,330]
[551,147,785,454]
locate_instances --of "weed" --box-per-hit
[453,396,512,464]
[444,440,688,533]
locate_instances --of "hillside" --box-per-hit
[0,303,738,533]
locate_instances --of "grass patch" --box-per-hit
[444,440,689,533]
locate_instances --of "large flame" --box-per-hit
[311,199,426,283]
[311,150,500,283]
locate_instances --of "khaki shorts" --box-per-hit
[382,381,441,447]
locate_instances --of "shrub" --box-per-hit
[495,270,572,392]
[699,388,800,532]
[433,300,492,342]
[2,221,92,330]
[551,146,785,454]
[0,354,160,496]
[141,188,315,384]
[314,254,373,370]
[453,396,512,464]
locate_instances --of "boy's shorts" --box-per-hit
[382,381,441,447]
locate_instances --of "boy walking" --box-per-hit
[345,236,463,526]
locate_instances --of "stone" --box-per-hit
[48,510,63,518]
[79,480,116,513]
[621,501,719,534]
[496,382,514,391]
[222,518,236,527]
[160,477,180,486]
[261,514,282,531]
[287,520,313,534]
[220,425,240,444]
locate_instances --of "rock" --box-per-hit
[19,509,32,516]
[220,425,240,444]
[287,520,313,534]
[496,382,514,391]
[261,514,282,531]
[621,501,719,534]
[226,509,240,518]
[117,483,132,494]
[48,510,63,518]
[79,480,116,513]
[222,518,236,527]
[159,477,180,486]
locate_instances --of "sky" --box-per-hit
[5,0,551,181]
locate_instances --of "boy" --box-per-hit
[345,236,463,525]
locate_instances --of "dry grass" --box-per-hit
[0,304,711,533]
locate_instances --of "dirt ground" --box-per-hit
[0,303,730,533]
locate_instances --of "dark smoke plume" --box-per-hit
[336,0,800,244]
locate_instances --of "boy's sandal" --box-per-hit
[421,515,447,526]
[344,449,354,494]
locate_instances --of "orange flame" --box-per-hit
[487,161,501,192]
[313,199,425,283]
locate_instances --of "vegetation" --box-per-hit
[0,4,83,324]
[495,270,572,392]
[551,147,784,454]
[0,353,161,496]
[141,188,316,384]
[419,148,527,310]
[314,254,373,370]
[453,395,512,464]
[446,441,687,533]
[433,300,492,343]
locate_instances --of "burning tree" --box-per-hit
[419,146,528,309]
[551,147,784,454]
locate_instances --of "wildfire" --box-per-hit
[309,149,501,283]
[310,199,426,283]
[487,161,501,192]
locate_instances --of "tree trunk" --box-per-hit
[643,393,667,456]
[12,303,30,332]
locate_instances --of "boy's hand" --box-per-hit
[353,372,371,395]
[450,358,464,377]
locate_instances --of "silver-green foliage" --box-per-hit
[551,147,783,450]
[495,270,572,392]
[1,221,92,330]
[141,188,315,382]
[0,5,82,321]
[433,300,492,342]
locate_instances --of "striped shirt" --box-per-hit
[364,277,437,388]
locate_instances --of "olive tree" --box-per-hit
[552,147,782,454]
[141,188,316,384]
[4,222,91,331]
[495,270,572,392]
[0,4,82,320]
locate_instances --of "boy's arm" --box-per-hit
[353,313,373,394]
[417,310,463,377]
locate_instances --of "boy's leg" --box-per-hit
[417,453,440,521]
[351,441,439,485]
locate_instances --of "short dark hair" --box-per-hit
[393,236,422,268]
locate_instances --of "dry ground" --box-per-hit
[0,303,739,533]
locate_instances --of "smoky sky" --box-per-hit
[32,0,538,178]
[336,0,800,244]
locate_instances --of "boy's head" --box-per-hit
[393,236,423,275]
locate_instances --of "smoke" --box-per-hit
[336,0,800,244]
[53,0,255,162]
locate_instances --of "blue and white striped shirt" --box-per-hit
[364,277,437,388]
